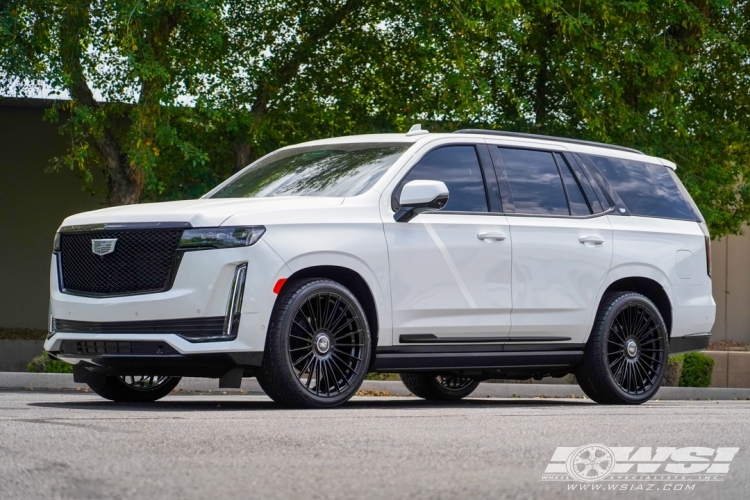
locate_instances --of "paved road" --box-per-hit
[1,391,749,500]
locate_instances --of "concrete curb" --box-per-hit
[3,373,750,400]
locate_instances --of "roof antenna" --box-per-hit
[406,124,429,136]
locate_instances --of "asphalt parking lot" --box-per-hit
[1,391,749,500]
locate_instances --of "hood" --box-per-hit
[60,197,345,228]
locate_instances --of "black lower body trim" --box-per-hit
[399,334,572,343]
[53,317,232,342]
[669,333,711,354]
[48,349,263,379]
[59,340,179,356]
[373,343,583,378]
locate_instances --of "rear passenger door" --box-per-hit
[487,144,613,344]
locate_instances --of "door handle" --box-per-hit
[579,235,605,245]
[478,231,506,241]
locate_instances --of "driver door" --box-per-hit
[382,144,513,344]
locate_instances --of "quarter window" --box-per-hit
[555,154,591,216]
[397,146,488,212]
[586,155,699,220]
[496,148,569,215]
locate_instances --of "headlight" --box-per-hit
[178,226,266,250]
[53,232,60,253]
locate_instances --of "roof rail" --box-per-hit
[453,129,644,155]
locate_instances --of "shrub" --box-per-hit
[679,352,714,388]
[27,352,73,374]
[663,355,685,387]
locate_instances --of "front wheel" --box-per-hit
[400,373,480,401]
[87,375,181,402]
[259,278,372,408]
[576,292,668,404]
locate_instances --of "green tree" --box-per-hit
[2,1,750,237]
[0,0,494,204]
[454,1,750,236]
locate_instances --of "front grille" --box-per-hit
[59,340,179,356]
[59,229,184,296]
[54,317,226,339]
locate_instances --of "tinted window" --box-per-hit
[587,155,699,220]
[555,154,591,216]
[562,153,604,213]
[398,146,488,212]
[211,143,410,198]
[496,148,569,215]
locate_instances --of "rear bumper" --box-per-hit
[669,332,711,354]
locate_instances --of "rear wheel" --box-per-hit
[576,292,668,404]
[259,278,372,408]
[87,375,181,402]
[400,373,480,401]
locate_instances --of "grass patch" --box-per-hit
[365,372,401,381]
[0,328,47,341]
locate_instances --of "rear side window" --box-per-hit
[586,155,699,220]
[397,146,488,212]
[495,148,569,215]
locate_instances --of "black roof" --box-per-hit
[453,129,644,155]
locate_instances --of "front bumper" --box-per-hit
[45,240,290,358]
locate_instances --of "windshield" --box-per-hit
[210,143,411,198]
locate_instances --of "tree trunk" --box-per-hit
[60,2,142,206]
[233,142,254,173]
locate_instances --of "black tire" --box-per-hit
[88,375,181,402]
[255,370,281,402]
[400,373,480,401]
[259,278,372,409]
[576,292,668,405]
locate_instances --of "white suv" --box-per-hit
[45,128,715,408]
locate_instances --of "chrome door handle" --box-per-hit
[478,231,506,241]
[579,235,605,245]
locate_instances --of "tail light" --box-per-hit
[699,223,711,277]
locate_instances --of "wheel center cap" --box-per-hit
[315,334,331,354]
[625,339,638,358]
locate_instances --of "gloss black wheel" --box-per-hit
[259,278,371,408]
[400,373,480,401]
[87,375,180,402]
[576,292,667,404]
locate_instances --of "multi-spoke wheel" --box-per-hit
[87,374,181,402]
[400,373,480,401]
[576,292,667,404]
[259,278,371,408]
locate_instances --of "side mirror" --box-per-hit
[394,180,449,222]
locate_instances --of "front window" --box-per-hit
[210,143,411,198]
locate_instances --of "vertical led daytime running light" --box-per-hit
[225,263,248,337]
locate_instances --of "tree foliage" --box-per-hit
[1,1,749,236]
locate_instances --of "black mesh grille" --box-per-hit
[59,229,184,296]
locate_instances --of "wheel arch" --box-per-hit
[281,265,380,369]
[600,277,673,338]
